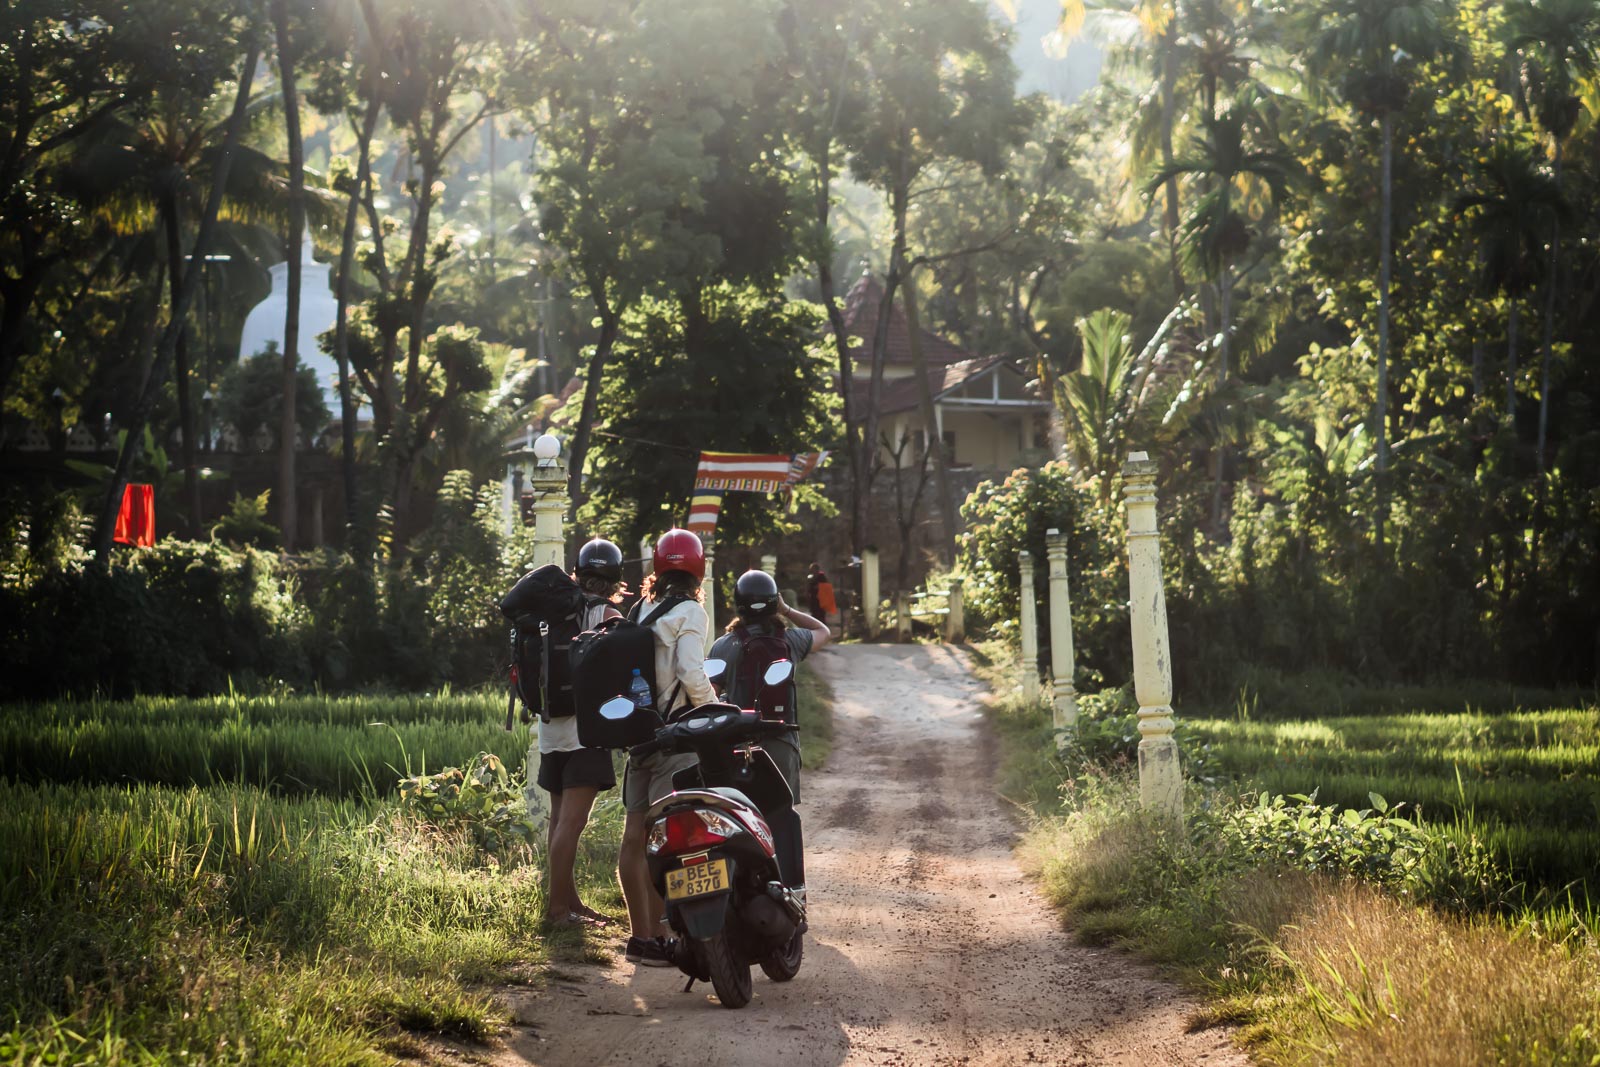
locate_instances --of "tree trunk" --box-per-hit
[1375,109,1394,545]
[1211,267,1234,530]
[1160,31,1184,297]
[858,164,910,557]
[161,196,203,539]
[1506,299,1519,431]
[273,0,304,551]
[812,139,864,558]
[92,40,261,562]
[566,287,618,517]
[333,92,381,536]
[899,267,957,565]
[1536,140,1562,475]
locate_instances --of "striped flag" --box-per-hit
[787,451,828,483]
[693,452,794,493]
[686,487,726,537]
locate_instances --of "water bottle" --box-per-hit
[628,668,653,709]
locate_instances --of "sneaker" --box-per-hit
[623,936,676,967]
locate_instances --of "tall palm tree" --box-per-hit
[1148,104,1294,523]
[1506,0,1600,472]
[1310,0,1451,538]
[66,76,293,538]
[1455,137,1567,439]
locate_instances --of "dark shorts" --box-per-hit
[537,747,616,794]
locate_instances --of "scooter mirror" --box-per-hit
[703,657,727,680]
[598,696,634,720]
[762,660,793,686]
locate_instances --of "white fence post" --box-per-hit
[895,590,912,642]
[944,576,965,643]
[640,534,654,580]
[760,552,777,578]
[1123,450,1182,828]
[863,547,881,636]
[1046,528,1078,735]
[1019,550,1040,702]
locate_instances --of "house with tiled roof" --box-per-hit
[839,275,1053,472]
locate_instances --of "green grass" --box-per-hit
[0,692,525,796]
[1189,707,1600,895]
[0,671,837,1064]
[0,692,630,1065]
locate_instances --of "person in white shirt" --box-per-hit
[617,529,716,967]
[539,538,626,927]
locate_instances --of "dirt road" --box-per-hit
[498,643,1248,1066]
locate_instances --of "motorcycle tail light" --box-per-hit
[654,808,741,854]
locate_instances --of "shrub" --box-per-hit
[397,752,536,853]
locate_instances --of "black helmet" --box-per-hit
[734,569,780,618]
[575,538,624,582]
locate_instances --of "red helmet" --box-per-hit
[653,528,705,582]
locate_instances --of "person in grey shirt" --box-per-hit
[709,569,830,902]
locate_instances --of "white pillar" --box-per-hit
[863,547,881,636]
[895,590,911,643]
[530,449,566,570]
[702,539,716,653]
[502,465,517,536]
[944,576,965,643]
[760,552,777,578]
[1046,527,1078,735]
[1019,550,1040,702]
[1123,451,1182,828]
[639,534,654,580]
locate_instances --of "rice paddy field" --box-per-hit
[0,671,835,1065]
[1186,703,1600,900]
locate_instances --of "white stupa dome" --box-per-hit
[237,237,343,411]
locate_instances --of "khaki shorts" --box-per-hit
[622,750,700,813]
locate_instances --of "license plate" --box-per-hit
[665,858,729,901]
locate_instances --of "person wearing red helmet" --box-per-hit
[616,528,717,967]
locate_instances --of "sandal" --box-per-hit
[546,912,603,928]
[574,905,613,927]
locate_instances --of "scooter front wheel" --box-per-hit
[701,933,752,1008]
[759,929,803,982]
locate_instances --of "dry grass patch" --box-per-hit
[1265,882,1600,1067]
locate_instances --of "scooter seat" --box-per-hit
[646,786,759,822]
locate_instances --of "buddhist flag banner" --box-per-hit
[686,487,726,537]
[687,451,829,536]
[113,483,156,548]
[693,452,794,493]
[788,451,828,483]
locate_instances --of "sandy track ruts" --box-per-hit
[494,643,1249,1067]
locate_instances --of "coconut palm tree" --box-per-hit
[1147,103,1294,524]
[65,74,297,537]
[1455,137,1568,441]
[1505,0,1600,472]
[1309,0,1452,538]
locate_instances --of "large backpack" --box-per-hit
[569,596,688,749]
[497,564,592,727]
[731,623,797,723]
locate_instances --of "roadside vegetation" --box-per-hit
[0,665,834,1064]
[970,640,1600,1065]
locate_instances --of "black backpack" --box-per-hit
[731,623,797,723]
[497,564,594,728]
[568,596,688,749]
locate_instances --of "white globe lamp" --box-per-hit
[533,432,561,465]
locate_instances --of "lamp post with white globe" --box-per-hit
[529,433,567,568]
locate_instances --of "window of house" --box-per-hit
[942,430,957,461]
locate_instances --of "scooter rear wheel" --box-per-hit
[702,933,753,1009]
[759,929,803,982]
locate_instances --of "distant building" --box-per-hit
[838,275,1054,474]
